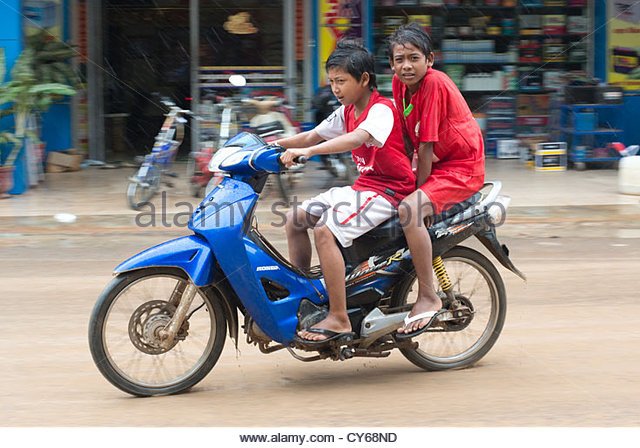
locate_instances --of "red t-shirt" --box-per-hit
[392,69,485,177]
[315,90,415,206]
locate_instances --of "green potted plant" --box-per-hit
[0,46,76,197]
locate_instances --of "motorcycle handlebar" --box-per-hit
[273,144,307,167]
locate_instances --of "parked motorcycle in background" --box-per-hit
[187,92,243,198]
[240,94,303,202]
[127,99,193,210]
[189,75,302,202]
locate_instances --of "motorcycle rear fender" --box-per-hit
[114,235,215,287]
[475,226,526,281]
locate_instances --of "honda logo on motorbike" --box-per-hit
[257,265,280,272]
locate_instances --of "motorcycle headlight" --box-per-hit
[208,146,241,172]
[219,151,248,170]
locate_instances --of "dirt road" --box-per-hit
[1,227,639,427]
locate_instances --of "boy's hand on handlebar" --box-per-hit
[281,148,311,167]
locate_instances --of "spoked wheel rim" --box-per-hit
[406,256,500,364]
[101,274,217,389]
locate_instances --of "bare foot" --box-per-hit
[298,314,352,342]
[397,294,443,335]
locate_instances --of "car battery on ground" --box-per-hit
[536,142,568,171]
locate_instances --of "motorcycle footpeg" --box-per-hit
[292,333,357,352]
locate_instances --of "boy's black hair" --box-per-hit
[387,23,434,61]
[325,40,377,91]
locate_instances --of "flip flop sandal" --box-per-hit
[294,328,355,347]
[395,309,447,340]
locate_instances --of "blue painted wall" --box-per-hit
[0,0,22,72]
[0,0,29,194]
[595,0,640,146]
[40,0,73,152]
[618,95,640,146]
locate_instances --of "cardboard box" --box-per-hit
[46,150,84,173]
[497,139,521,159]
[517,94,551,115]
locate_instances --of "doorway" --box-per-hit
[103,0,191,162]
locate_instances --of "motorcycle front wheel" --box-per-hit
[88,268,227,396]
[126,165,160,210]
[390,246,507,371]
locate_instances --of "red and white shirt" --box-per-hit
[392,69,485,177]
[314,90,415,206]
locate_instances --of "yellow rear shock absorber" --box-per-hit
[432,256,453,293]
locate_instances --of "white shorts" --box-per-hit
[300,186,396,248]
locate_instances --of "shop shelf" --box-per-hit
[558,127,623,135]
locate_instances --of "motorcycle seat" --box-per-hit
[339,192,483,269]
[363,192,482,240]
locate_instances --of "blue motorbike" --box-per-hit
[89,132,525,397]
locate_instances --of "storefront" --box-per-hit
[76,0,308,162]
[3,0,640,190]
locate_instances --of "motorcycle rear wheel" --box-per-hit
[390,246,506,371]
[88,268,227,396]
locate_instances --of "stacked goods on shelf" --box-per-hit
[444,64,465,89]
[516,0,589,93]
[484,95,517,158]
[543,15,566,34]
[382,16,405,36]
[463,71,505,91]
[517,93,550,116]
[442,39,517,64]
[543,70,565,90]
[517,92,552,161]
[371,0,592,164]
[567,15,588,35]
[519,15,542,35]
[519,67,543,91]
[519,39,542,63]
[543,39,566,62]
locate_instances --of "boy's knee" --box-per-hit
[398,199,419,226]
[397,201,412,224]
[313,224,334,244]
[286,209,306,233]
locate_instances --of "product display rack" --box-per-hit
[372,0,592,159]
[557,103,624,170]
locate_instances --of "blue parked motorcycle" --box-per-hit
[89,132,525,397]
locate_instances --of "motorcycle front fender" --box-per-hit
[114,235,215,287]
